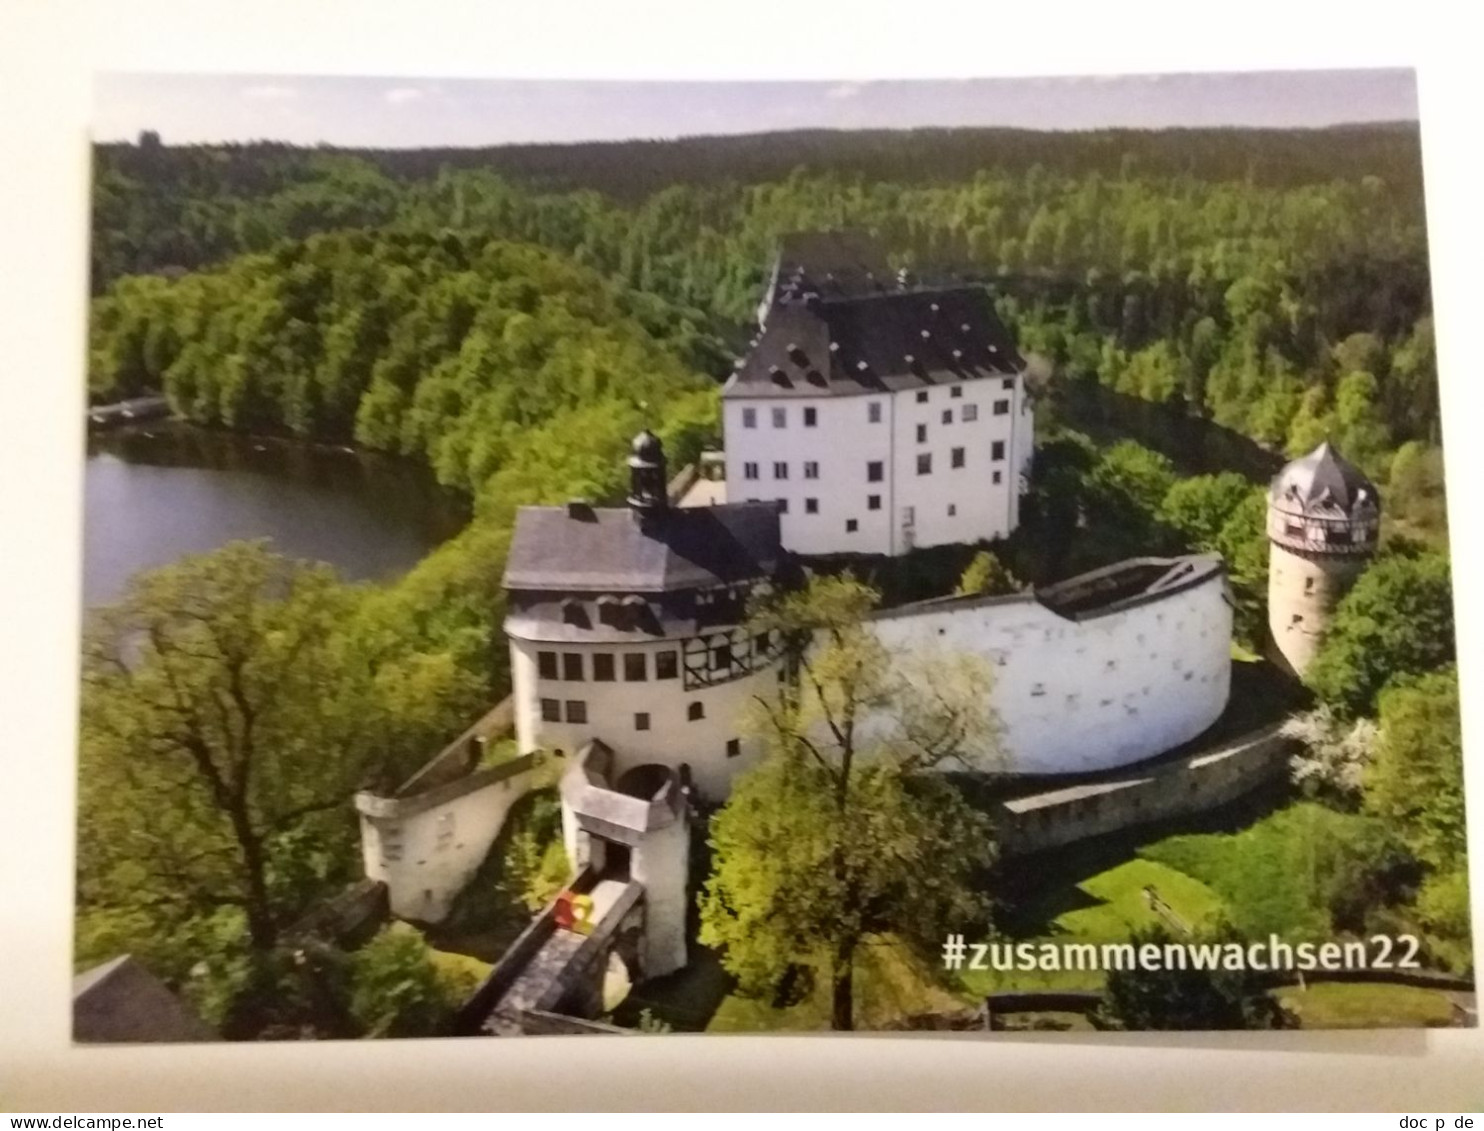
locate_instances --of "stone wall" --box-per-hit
[869,556,1233,775]
[355,752,542,923]
[996,724,1291,857]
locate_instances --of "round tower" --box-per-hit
[1267,441,1380,676]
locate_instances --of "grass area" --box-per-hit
[1062,859,1225,938]
[615,934,974,1033]
[1230,641,1262,664]
[707,936,974,1033]
[1140,803,1396,939]
[993,1010,1098,1032]
[477,736,521,769]
[426,943,492,990]
[959,858,1227,997]
[1275,982,1457,1029]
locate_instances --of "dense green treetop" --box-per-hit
[1306,551,1455,717]
[700,574,998,1030]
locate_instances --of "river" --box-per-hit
[83,424,470,607]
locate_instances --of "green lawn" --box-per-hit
[958,858,1228,997]
[707,937,975,1033]
[1140,803,1395,938]
[1275,981,1457,1028]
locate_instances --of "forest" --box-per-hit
[77,123,1464,1035]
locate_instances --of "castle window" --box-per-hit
[743,462,759,480]
[565,700,588,725]
[562,653,583,681]
[846,519,858,533]
[993,470,1003,485]
[948,504,957,517]
[1030,683,1046,697]
[711,642,733,670]
[804,407,817,427]
[1291,614,1304,626]
[1285,521,1304,538]
[991,441,1006,461]
[537,651,558,680]
[593,653,615,682]
[917,453,932,475]
[540,698,561,722]
[942,409,953,425]
[1003,378,1015,390]
[804,461,819,479]
[773,461,788,480]
[868,402,883,424]
[916,423,928,443]
[656,651,678,680]
[742,408,757,429]
[688,702,705,721]
[868,495,881,511]
[951,385,963,399]
[951,447,965,469]
[805,498,819,514]
[772,407,787,428]
[1304,576,1316,594]
[994,400,1010,416]
[777,498,789,514]
[916,390,929,404]
[1105,659,1118,672]
[726,738,741,758]
[867,461,884,483]
[963,404,979,422]
[624,653,647,681]
[635,712,651,731]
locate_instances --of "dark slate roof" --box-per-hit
[504,591,744,642]
[73,955,216,1043]
[726,286,1024,399]
[1270,441,1379,515]
[766,229,893,306]
[503,500,783,594]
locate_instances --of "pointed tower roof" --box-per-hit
[1270,441,1379,515]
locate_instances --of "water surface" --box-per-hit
[83,425,468,607]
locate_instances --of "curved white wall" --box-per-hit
[509,633,780,802]
[357,764,536,924]
[868,571,1232,774]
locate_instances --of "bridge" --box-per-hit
[453,741,691,1037]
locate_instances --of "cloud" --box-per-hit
[240,84,297,101]
[384,86,425,106]
[825,82,864,101]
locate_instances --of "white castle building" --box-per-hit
[716,232,1034,556]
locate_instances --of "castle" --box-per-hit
[354,234,1380,1034]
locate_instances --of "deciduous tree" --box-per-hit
[700,575,999,1031]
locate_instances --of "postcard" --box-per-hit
[73,68,1473,1041]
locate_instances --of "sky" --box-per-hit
[92,69,1419,148]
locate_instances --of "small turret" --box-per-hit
[627,429,668,520]
[1266,441,1380,676]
